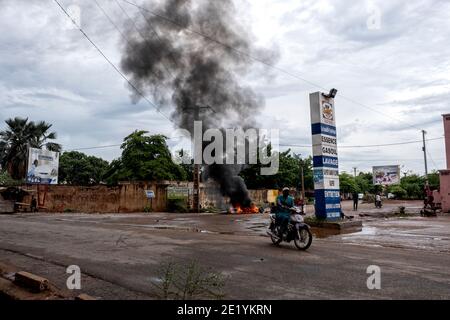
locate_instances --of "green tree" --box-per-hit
[400,174,425,199]
[59,151,109,185]
[104,131,187,185]
[339,172,359,194]
[356,172,370,193]
[175,149,194,182]
[0,117,61,179]
[0,171,22,186]
[428,171,440,190]
[239,148,313,191]
[387,185,408,199]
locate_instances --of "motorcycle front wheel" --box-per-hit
[294,227,312,250]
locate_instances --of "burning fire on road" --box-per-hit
[228,203,260,215]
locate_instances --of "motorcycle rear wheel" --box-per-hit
[270,228,282,245]
[270,235,282,245]
[294,227,312,250]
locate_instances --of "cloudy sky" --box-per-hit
[1,0,449,175]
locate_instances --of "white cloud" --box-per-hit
[0,0,449,175]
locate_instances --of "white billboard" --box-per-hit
[373,165,400,186]
[26,148,59,185]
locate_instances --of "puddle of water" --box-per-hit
[312,227,363,238]
[353,226,378,236]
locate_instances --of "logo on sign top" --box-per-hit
[322,101,334,124]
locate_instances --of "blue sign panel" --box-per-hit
[310,92,341,220]
[313,156,339,169]
[311,123,337,137]
[145,190,155,199]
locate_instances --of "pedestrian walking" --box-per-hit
[375,193,382,209]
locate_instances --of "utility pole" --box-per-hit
[301,165,305,202]
[299,157,305,214]
[422,130,429,181]
[193,165,200,213]
[353,167,357,178]
[192,105,200,213]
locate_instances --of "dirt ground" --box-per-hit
[0,200,449,300]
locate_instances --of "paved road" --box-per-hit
[0,212,449,299]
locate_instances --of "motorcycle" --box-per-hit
[267,206,313,250]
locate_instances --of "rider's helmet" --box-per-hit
[282,187,290,197]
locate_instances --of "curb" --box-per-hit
[0,263,96,300]
[14,271,49,293]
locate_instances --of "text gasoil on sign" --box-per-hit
[310,92,341,220]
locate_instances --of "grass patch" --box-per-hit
[151,260,226,300]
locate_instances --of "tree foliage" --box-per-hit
[174,149,194,182]
[394,174,425,199]
[59,151,109,185]
[339,171,435,200]
[0,117,61,179]
[0,171,22,186]
[239,149,313,191]
[339,172,359,194]
[104,131,187,185]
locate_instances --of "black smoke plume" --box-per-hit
[121,0,275,207]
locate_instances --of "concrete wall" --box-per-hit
[439,170,450,213]
[18,182,280,214]
[440,115,450,212]
[0,198,14,213]
[444,114,450,170]
[23,182,168,213]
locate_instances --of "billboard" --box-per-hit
[167,186,190,200]
[310,92,341,220]
[373,165,400,185]
[26,148,59,185]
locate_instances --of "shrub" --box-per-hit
[167,199,188,213]
[363,193,375,203]
[0,171,22,186]
[388,185,408,199]
[151,260,226,300]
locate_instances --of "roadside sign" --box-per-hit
[167,186,190,200]
[145,190,155,199]
[310,92,341,220]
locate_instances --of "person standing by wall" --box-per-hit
[352,191,359,211]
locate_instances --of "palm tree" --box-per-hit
[0,117,61,179]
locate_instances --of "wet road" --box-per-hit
[0,211,449,299]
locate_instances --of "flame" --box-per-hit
[229,203,259,214]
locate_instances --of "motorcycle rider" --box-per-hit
[274,187,295,239]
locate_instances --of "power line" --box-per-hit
[93,0,130,45]
[112,0,177,81]
[64,135,188,152]
[280,136,444,149]
[116,0,219,114]
[53,0,174,126]
[65,144,122,152]
[118,0,426,131]
[426,149,439,171]
[64,136,444,153]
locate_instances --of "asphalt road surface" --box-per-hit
[0,209,449,300]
